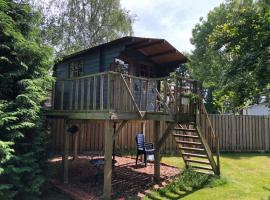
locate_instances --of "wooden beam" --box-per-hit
[141,120,146,134]
[86,78,91,110]
[156,122,177,150]
[69,82,74,110]
[103,120,113,200]
[154,120,161,182]
[126,39,148,48]
[60,81,64,110]
[73,130,79,160]
[196,123,219,175]
[51,81,55,109]
[128,40,165,50]
[63,119,69,184]
[93,76,97,110]
[148,50,177,58]
[100,75,104,110]
[79,120,85,153]
[112,120,128,140]
[80,79,84,110]
[107,73,111,110]
[75,80,79,110]
[120,74,143,118]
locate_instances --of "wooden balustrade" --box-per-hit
[52,71,198,116]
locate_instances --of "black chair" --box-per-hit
[135,133,155,167]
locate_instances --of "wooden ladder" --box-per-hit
[172,122,220,175]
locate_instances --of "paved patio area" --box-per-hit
[49,155,180,199]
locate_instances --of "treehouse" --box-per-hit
[47,36,220,199]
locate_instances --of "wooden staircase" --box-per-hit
[172,122,219,175]
[155,75,220,176]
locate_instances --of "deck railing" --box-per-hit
[52,71,198,116]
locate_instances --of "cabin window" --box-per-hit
[69,60,83,78]
[140,64,154,77]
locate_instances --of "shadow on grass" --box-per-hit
[145,169,227,200]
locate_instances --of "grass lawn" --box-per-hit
[145,153,270,200]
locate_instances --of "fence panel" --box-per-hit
[48,115,270,153]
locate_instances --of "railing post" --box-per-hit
[100,75,104,110]
[75,80,79,110]
[80,79,84,110]
[86,78,91,110]
[60,81,64,110]
[179,78,182,113]
[163,80,168,113]
[93,76,97,110]
[216,134,220,175]
[69,81,74,110]
[107,73,110,110]
[51,81,55,109]
[145,80,148,110]
[154,81,157,112]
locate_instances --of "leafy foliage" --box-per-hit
[189,0,270,113]
[32,0,134,57]
[0,0,53,199]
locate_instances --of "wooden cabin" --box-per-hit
[46,36,220,199]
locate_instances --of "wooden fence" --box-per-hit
[209,115,270,152]
[48,115,270,153]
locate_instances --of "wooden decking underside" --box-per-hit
[46,110,195,122]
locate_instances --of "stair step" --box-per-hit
[174,128,197,132]
[193,170,215,175]
[185,158,210,164]
[175,140,202,145]
[182,153,208,158]
[178,122,196,125]
[178,146,205,152]
[173,134,199,138]
[191,165,213,171]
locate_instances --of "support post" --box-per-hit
[103,120,113,200]
[79,120,85,153]
[154,120,161,182]
[141,120,146,134]
[63,119,69,184]
[73,131,78,160]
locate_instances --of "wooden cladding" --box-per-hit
[48,115,270,153]
[52,71,197,116]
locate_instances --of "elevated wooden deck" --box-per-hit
[47,71,198,121]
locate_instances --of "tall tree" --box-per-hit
[34,0,134,57]
[0,0,53,199]
[189,0,270,113]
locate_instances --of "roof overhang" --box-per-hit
[126,37,187,65]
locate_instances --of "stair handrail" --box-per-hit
[197,90,220,175]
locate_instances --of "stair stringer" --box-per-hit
[195,124,219,175]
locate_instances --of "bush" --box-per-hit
[0,0,53,199]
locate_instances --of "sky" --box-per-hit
[121,0,225,53]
